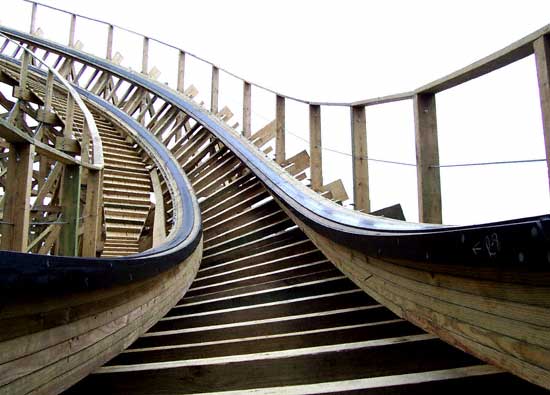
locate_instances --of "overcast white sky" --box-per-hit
[4,0,550,225]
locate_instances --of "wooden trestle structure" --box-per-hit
[0,2,550,394]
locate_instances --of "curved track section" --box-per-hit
[68,167,544,394]
[0,24,549,393]
[0,43,202,393]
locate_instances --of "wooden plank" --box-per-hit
[142,36,149,74]
[82,169,102,257]
[106,24,114,60]
[177,51,185,93]
[275,95,285,164]
[26,222,58,253]
[309,104,322,191]
[417,24,550,94]
[43,70,54,113]
[1,143,33,251]
[243,82,251,138]
[68,14,76,48]
[351,91,415,107]
[30,3,37,35]
[251,120,276,148]
[211,66,219,114]
[172,365,501,395]
[350,105,370,212]
[58,164,81,256]
[281,150,310,176]
[32,162,61,208]
[534,34,550,198]
[150,169,166,247]
[321,179,348,203]
[413,93,442,224]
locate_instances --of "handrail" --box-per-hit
[21,0,550,107]
[11,2,550,225]
[0,32,103,169]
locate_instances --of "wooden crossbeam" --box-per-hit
[281,150,310,176]
[251,120,276,149]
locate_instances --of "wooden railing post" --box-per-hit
[30,2,37,35]
[414,92,442,224]
[243,81,251,138]
[1,143,33,252]
[350,105,370,212]
[68,14,76,48]
[534,34,550,198]
[275,95,285,164]
[309,104,322,191]
[106,24,114,60]
[142,36,149,74]
[177,50,186,93]
[211,65,219,114]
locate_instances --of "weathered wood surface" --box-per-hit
[277,199,550,389]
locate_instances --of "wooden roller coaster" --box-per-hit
[1,1,550,394]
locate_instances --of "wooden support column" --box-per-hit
[534,34,550,198]
[82,169,102,257]
[142,36,149,74]
[243,81,252,138]
[59,164,81,256]
[68,14,76,47]
[275,95,285,164]
[1,143,33,251]
[30,2,37,35]
[309,104,322,191]
[106,24,114,60]
[177,50,186,93]
[211,66,219,114]
[414,93,442,224]
[350,105,370,212]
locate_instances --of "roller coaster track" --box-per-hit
[1,6,550,394]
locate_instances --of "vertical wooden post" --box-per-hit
[82,169,102,257]
[150,169,167,247]
[59,164,81,256]
[243,81,252,138]
[106,24,114,60]
[65,94,75,135]
[350,105,370,212]
[211,66,219,114]
[534,34,550,198]
[414,93,442,224]
[1,143,33,251]
[275,95,285,164]
[309,104,323,191]
[142,36,149,74]
[44,70,54,113]
[177,50,186,93]
[30,2,37,35]
[19,50,29,90]
[68,14,76,48]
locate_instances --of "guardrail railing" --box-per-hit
[17,0,550,224]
